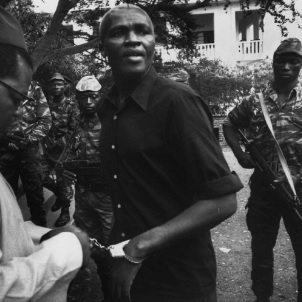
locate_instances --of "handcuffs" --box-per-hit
[89,238,145,264]
[89,238,130,257]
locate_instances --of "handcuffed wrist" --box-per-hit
[124,252,145,264]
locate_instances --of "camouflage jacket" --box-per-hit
[73,114,101,162]
[63,114,103,185]
[5,81,52,143]
[44,95,79,150]
[229,82,302,177]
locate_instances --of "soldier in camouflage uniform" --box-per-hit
[223,38,302,302]
[62,76,113,297]
[42,72,78,227]
[0,80,51,227]
[62,75,113,243]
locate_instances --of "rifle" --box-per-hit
[237,129,302,222]
[62,160,103,177]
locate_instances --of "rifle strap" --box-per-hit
[258,92,297,197]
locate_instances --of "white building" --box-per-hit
[157,0,302,66]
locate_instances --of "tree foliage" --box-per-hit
[1,0,301,72]
[155,57,273,115]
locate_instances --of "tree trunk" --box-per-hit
[30,0,80,70]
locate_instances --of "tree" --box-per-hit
[155,57,273,115]
[1,0,301,73]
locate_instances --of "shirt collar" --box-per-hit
[266,81,302,101]
[107,67,158,111]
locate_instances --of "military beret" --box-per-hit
[0,7,27,51]
[274,38,302,57]
[49,72,65,82]
[76,75,102,92]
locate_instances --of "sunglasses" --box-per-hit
[0,79,30,108]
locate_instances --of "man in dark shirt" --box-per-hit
[98,4,243,302]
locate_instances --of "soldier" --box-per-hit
[42,72,78,227]
[68,75,113,244]
[62,76,114,294]
[223,38,302,302]
[0,80,51,227]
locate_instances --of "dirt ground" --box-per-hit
[67,147,298,302]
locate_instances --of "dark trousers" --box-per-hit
[0,143,46,219]
[247,173,302,301]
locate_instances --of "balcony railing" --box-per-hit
[156,40,263,63]
[238,40,263,60]
[195,43,216,59]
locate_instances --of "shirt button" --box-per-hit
[111,145,115,149]
[113,174,117,179]
[117,204,121,209]
[121,233,125,237]
[113,115,117,120]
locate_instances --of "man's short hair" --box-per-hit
[99,4,154,43]
[0,44,33,79]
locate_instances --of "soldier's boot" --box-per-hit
[51,198,62,212]
[54,206,70,227]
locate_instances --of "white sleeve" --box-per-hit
[0,232,83,302]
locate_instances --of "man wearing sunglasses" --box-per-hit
[0,79,51,227]
[0,7,91,301]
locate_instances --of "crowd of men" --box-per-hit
[0,3,302,302]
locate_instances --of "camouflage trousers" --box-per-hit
[41,153,73,208]
[247,171,302,301]
[73,184,114,246]
[0,143,46,222]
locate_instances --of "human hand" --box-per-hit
[109,257,141,302]
[40,225,91,268]
[236,152,256,169]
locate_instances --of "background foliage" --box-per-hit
[0,0,298,112]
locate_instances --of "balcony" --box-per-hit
[156,40,264,64]
[195,43,216,59]
[237,40,264,61]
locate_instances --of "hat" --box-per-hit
[49,72,65,82]
[274,38,302,57]
[168,69,190,83]
[76,75,102,92]
[0,7,27,51]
